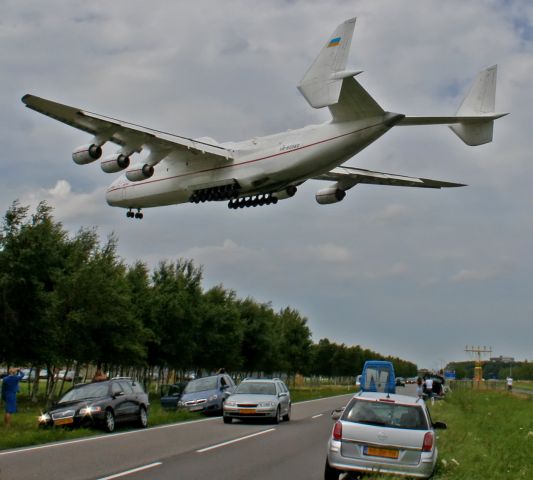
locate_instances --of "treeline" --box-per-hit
[446,361,533,380]
[0,201,417,399]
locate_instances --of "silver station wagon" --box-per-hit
[223,378,291,424]
[325,391,447,479]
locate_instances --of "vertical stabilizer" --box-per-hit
[450,65,498,145]
[297,18,357,108]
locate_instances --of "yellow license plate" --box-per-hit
[239,408,256,414]
[364,446,399,459]
[54,417,74,426]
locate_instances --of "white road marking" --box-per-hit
[197,428,276,453]
[312,414,323,419]
[96,462,162,479]
[0,416,219,457]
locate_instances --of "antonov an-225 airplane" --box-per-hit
[22,18,506,219]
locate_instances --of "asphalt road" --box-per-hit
[0,393,358,480]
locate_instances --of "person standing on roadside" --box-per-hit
[2,368,25,427]
[506,376,513,391]
[424,377,434,399]
[416,377,424,398]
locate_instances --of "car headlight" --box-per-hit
[208,394,218,402]
[38,413,51,423]
[224,401,236,407]
[79,406,102,416]
[258,401,276,408]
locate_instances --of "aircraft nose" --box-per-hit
[105,185,121,206]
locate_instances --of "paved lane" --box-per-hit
[0,394,353,480]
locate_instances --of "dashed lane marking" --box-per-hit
[96,462,162,479]
[197,428,276,453]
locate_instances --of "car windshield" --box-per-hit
[183,377,218,393]
[343,399,429,430]
[235,382,276,395]
[58,383,108,403]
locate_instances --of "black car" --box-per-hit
[39,378,149,432]
[160,382,187,409]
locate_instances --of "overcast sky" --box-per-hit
[2,0,532,370]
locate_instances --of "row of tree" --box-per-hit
[0,201,417,400]
[447,360,533,380]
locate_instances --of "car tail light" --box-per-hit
[333,421,342,441]
[422,432,434,452]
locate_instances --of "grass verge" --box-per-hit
[429,389,532,480]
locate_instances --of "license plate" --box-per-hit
[189,406,204,412]
[239,408,256,414]
[54,417,74,426]
[364,446,399,459]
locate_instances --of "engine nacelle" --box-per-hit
[272,185,297,200]
[126,164,154,182]
[72,144,102,165]
[316,187,346,205]
[100,153,130,173]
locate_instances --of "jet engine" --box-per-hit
[72,144,102,165]
[100,153,130,173]
[272,185,297,200]
[126,164,154,182]
[315,186,346,205]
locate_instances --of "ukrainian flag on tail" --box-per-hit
[328,36,341,47]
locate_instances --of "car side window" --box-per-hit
[119,381,133,394]
[111,382,122,395]
[131,382,145,394]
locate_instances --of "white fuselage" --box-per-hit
[105,115,393,209]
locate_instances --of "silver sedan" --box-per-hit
[223,378,291,424]
[325,391,447,479]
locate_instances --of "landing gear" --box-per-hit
[228,193,279,209]
[189,183,240,204]
[126,208,143,219]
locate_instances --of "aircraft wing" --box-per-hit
[21,94,233,162]
[313,166,466,189]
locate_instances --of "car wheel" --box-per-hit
[138,406,148,428]
[324,460,341,480]
[223,415,232,424]
[283,405,291,422]
[273,406,281,424]
[104,409,115,433]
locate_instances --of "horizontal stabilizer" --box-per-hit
[398,66,507,146]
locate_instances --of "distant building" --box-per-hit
[490,356,514,363]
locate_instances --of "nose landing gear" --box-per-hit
[126,208,143,219]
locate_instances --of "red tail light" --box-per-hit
[422,432,434,452]
[332,421,342,441]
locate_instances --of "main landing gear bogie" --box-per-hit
[126,208,143,219]
[228,193,279,209]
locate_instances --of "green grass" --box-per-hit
[290,384,355,403]
[429,389,532,480]
[0,384,355,451]
[514,381,533,391]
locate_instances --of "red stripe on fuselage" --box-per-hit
[106,122,384,194]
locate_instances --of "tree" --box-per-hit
[276,307,312,377]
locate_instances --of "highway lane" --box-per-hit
[0,394,354,480]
